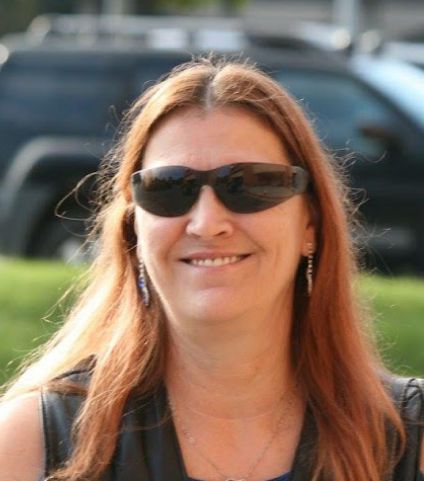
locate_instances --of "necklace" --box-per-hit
[168,390,295,481]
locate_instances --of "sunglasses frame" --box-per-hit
[131,162,310,217]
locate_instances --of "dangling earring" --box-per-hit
[306,243,314,297]
[138,260,150,307]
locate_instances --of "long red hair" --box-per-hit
[3,58,404,481]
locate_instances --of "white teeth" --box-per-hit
[189,256,243,267]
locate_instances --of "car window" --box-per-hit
[274,69,402,159]
[132,54,190,97]
[352,55,424,131]
[0,62,126,136]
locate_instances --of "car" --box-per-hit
[273,53,424,272]
[383,41,424,70]
[0,15,423,271]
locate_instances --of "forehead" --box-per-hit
[142,106,290,170]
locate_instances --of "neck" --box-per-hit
[165,306,295,419]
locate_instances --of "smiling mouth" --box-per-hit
[183,255,249,267]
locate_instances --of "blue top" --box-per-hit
[188,473,290,481]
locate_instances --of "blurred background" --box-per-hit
[0,0,423,383]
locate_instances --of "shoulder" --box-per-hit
[0,363,93,481]
[41,366,92,465]
[412,378,424,474]
[382,376,424,474]
[421,440,424,475]
[0,392,44,481]
[389,376,424,474]
[383,375,424,418]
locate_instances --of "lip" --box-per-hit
[179,253,251,270]
[180,251,251,262]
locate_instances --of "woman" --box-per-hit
[0,58,423,481]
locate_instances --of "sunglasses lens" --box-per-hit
[216,163,303,213]
[132,166,198,217]
[132,163,309,217]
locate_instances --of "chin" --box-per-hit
[191,295,252,324]
[159,283,265,327]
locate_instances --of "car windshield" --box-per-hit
[352,55,424,130]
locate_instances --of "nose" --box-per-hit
[185,186,235,239]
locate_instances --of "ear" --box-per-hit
[300,193,318,257]
[133,207,143,259]
[301,221,316,257]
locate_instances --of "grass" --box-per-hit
[0,257,423,386]
[360,275,424,376]
[0,257,83,384]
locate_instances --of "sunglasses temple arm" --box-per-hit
[292,167,309,193]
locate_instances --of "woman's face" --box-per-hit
[134,107,315,327]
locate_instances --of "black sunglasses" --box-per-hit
[131,162,310,217]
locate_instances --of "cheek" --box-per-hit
[135,211,182,265]
[257,207,308,262]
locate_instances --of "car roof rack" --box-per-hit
[2,14,354,60]
[245,21,353,55]
[24,14,246,51]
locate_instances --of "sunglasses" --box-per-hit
[131,162,310,217]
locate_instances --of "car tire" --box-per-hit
[33,217,94,264]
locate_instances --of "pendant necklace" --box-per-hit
[168,389,295,481]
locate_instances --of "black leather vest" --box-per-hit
[40,370,424,481]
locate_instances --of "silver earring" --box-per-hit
[138,260,150,307]
[306,243,314,297]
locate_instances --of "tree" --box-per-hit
[112,0,245,15]
[0,0,39,35]
[0,0,75,35]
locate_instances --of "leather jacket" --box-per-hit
[40,369,424,481]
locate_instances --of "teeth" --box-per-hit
[189,256,242,267]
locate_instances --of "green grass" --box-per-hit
[0,258,423,386]
[0,257,83,384]
[360,275,424,376]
